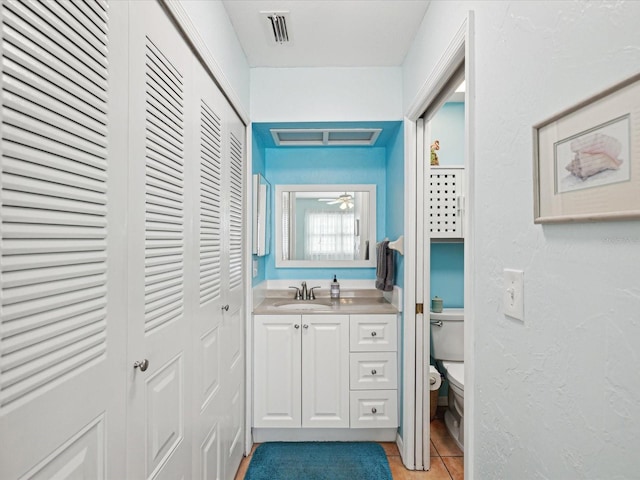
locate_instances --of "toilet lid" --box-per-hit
[442,361,464,390]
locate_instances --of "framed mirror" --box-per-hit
[275,184,376,268]
[252,174,271,256]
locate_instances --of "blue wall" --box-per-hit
[430,102,465,166]
[430,242,464,308]
[385,123,404,288]
[264,146,387,280]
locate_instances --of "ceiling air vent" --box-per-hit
[270,128,382,147]
[261,11,291,44]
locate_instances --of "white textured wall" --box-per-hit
[405,1,640,478]
[179,0,250,114]
[250,67,403,122]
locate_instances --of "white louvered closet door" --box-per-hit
[126,1,194,479]
[0,1,128,478]
[219,101,245,480]
[191,56,226,480]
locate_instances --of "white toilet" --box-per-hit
[431,308,464,450]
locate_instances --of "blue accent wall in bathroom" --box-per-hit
[264,146,387,280]
[385,122,404,289]
[430,242,464,308]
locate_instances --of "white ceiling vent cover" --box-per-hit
[261,11,291,44]
[270,128,382,147]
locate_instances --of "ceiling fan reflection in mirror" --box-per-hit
[318,192,354,209]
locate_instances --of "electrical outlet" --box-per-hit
[252,259,258,278]
[503,269,524,321]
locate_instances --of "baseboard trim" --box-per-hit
[253,428,397,443]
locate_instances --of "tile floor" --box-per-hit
[235,410,463,480]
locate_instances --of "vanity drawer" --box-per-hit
[350,314,397,352]
[349,352,397,390]
[349,390,398,428]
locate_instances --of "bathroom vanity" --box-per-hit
[252,292,399,442]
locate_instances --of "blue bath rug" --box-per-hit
[244,441,392,480]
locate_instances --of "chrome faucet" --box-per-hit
[289,282,322,300]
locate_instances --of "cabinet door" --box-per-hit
[428,167,464,238]
[253,315,301,428]
[302,314,349,428]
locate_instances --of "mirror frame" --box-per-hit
[275,184,377,268]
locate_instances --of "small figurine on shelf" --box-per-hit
[430,139,440,166]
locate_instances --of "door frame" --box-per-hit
[402,12,475,478]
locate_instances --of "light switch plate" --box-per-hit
[252,259,258,278]
[503,269,524,321]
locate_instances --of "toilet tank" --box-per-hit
[431,308,464,361]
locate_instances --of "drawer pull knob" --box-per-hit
[371,407,377,414]
[371,331,377,337]
[303,324,309,329]
[294,324,300,329]
[371,369,377,375]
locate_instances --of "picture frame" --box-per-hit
[533,72,640,223]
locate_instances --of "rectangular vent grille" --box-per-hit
[261,11,291,44]
[267,13,288,43]
[270,128,382,147]
[199,101,222,306]
[429,168,463,238]
[1,0,109,408]
[228,132,243,291]
[144,38,184,333]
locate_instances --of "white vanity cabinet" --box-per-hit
[253,314,349,428]
[253,311,398,437]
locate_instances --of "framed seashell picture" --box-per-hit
[533,72,640,223]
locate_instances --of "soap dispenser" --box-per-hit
[330,275,340,299]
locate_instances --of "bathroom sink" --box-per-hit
[272,301,333,311]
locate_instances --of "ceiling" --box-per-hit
[222,0,431,68]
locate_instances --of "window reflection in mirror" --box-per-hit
[275,185,376,268]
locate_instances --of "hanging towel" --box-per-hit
[375,240,394,292]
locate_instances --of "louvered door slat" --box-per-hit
[1,0,109,409]
[199,101,222,306]
[144,39,184,333]
[2,40,107,120]
[2,157,106,193]
[2,306,104,354]
[2,141,107,180]
[2,92,106,148]
[227,133,243,291]
[55,1,108,55]
[1,339,105,406]
[75,0,108,26]
[3,172,106,205]
[3,4,108,97]
[3,74,107,137]
[2,297,105,338]
[6,1,107,77]
[1,207,106,228]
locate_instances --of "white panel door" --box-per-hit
[0,1,128,478]
[253,315,301,428]
[301,314,349,428]
[127,2,193,479]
